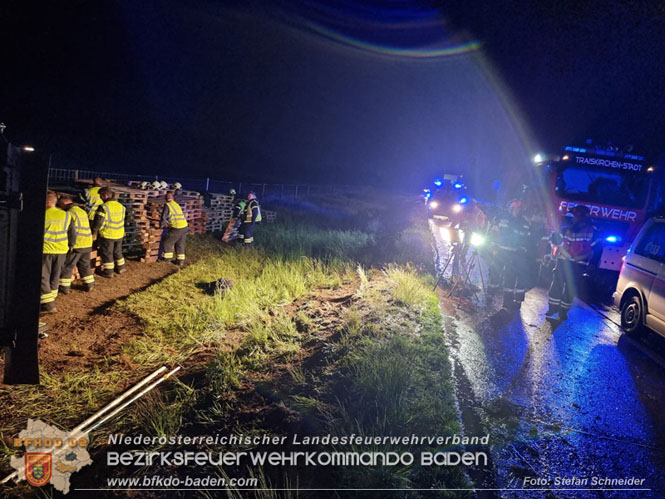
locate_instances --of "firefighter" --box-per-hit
[239,191,261,245]
[160,191,188,266]
[490,200,531,311]
[41,191,76,313]
[84,177,104,220]
[91,187,126,277]
[546,205,595,321]
[222,189,246,243]
[58,197,95,293]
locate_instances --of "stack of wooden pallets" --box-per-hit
[202,193,235,232]
[58,180,276,267]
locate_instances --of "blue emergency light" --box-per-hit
[453,182,463,189]
[434,178,442,187]
[605,235,622,243]
[459,196,468,204]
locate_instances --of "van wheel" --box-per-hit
[620,295,646,338]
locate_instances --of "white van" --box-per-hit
[614,217,665,337]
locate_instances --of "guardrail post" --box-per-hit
[205,177,210,192]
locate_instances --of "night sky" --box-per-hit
[2,1,665,190]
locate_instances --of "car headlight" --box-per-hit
[452,204,462,213]
[470,232,485,247]
[429,201,439,209]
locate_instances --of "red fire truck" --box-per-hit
[536,145,662,275]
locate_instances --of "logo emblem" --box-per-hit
[25,453,52,487]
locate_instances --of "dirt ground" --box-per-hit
[1,260,180,378]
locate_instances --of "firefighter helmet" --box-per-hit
[229,189,237,196]
[173,182,182,190]
[160,181,169,190]
[151,180,161,190]
[139,181,149,190]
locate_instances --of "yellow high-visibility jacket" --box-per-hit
[162,200,188,229]
[95,200,126,240]
[44,207,73,254]
[86,186,103,220]
[70,205,93,250]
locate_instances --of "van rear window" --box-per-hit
[634,223,665,263]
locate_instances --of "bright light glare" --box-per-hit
[647,166,655,172]
[429,201,439,209]
[452,204,462,213]
[439,227,450,242]
[23,146,35,152]
[605,235,621,243]
[533,153,543,163]
[470,232,485,247]
[453,182,463,189]
[459,196,468,204]
[434,178,442,186]
[562,154,570,160]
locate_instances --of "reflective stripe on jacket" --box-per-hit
[244,199,262,223]
[165,200,188,229]
[561,225,594,260]
[98,200,126,239]
[87,186,103,220]
[44,207,71,254]
[70,205,93,249]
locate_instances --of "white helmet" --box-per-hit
[229,188,236,196]
[151,180,161,189]
[160,181,169,190]
[173,182,182,190]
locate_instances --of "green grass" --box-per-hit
[1,197,467,497]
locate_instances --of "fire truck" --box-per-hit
[535,144,662,279]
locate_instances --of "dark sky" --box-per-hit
[2,0,665,189]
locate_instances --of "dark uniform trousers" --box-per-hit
[41,254,66,307]
[548,258,583,315]
[60,249,94,291]
[162,227,188,261]
[500,248,527,308]
[240,222,255,244]
[98,237,125,276]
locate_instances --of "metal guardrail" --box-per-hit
[47,168,366,200]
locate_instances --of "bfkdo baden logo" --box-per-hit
[7,419,92,494]
[24,453,52,487]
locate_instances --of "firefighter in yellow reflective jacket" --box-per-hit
[239,191,261,245]
[42,191,77,313]
[57,197,95,293]
[84,177,104,220]
[160,191,188,267]
[91,187,126,277]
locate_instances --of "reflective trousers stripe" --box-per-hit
[82,274,95,284]
[116,258,125,267]
[163,252,174,259]
[176,254,185,260]
[244,237,254,243]
[59,277,73,287]
[102,262,115,270]
[40,290,57,304]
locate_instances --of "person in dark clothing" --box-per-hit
[490,200,531,311]
[546,205,595,321]
[240,191,262,245]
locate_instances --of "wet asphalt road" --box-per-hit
[431,220,665,499]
